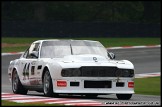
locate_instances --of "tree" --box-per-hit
[141,1,161,23]
[32,2,46,22]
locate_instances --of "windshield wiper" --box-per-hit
[70,44,73,55]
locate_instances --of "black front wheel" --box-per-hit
[12,69,28,94]
[43,70,55,97]
[116,94,132,100]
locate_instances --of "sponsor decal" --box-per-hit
[128,82,134,88]
[31,61,36,65]
[93,57,98,62]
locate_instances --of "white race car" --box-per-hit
[8,39,135,100]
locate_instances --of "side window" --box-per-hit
[23,48,29,58]
[32,43,40,51]
[26,43,40,59]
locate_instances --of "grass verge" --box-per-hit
[2,46,29,53]
[135,76,160,96]
[2,37,160,52]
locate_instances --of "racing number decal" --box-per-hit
[26,63,30,79]
[22,63,30,80]
[22,61,38,84]
[23,63,27,76]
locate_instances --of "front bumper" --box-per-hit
[52,77,134,94]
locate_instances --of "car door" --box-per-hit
[19,42,41,86]
[18,47,30,86]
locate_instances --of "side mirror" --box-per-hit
[30,51,38,58]
[108,52,115,59]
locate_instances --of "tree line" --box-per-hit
[2,1,161,23]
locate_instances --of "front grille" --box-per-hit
[81,66,117,77]
[61,66,134,77]
[84,80,112,88]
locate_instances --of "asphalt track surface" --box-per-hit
[1,47,161,105]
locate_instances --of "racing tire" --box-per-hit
[43,69,58,97]
[116,94,132,100]
[12,69,28,95]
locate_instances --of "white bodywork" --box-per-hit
[8,39,135,96]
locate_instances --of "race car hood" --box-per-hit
[56,54,134,69]
[63,54,108,63]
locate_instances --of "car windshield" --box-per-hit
[40,40,108,58]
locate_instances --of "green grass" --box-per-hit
[2,37,41,44]
[1,100,65,106]
[2,46,29,53]
[135,76,160,95]
[2,37,160,52]
[2,37,160,46]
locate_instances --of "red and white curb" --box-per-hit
[107,44,160,50]
[1,45,160,56]
[135,72,160,78]
[1,52,24,56]
[1,93,104,106]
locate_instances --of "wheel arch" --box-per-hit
[11,68,17,78]
[11,67,19,79]
[42,66,52,82]
[11,67,24,84]
[42,66,48,81]
[42,66,55,96]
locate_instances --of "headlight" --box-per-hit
[122,69,130,77]
[129,69,134,77]
[117,69,134,77]
[61,69,69,77]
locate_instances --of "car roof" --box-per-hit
[33,39,98,43]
